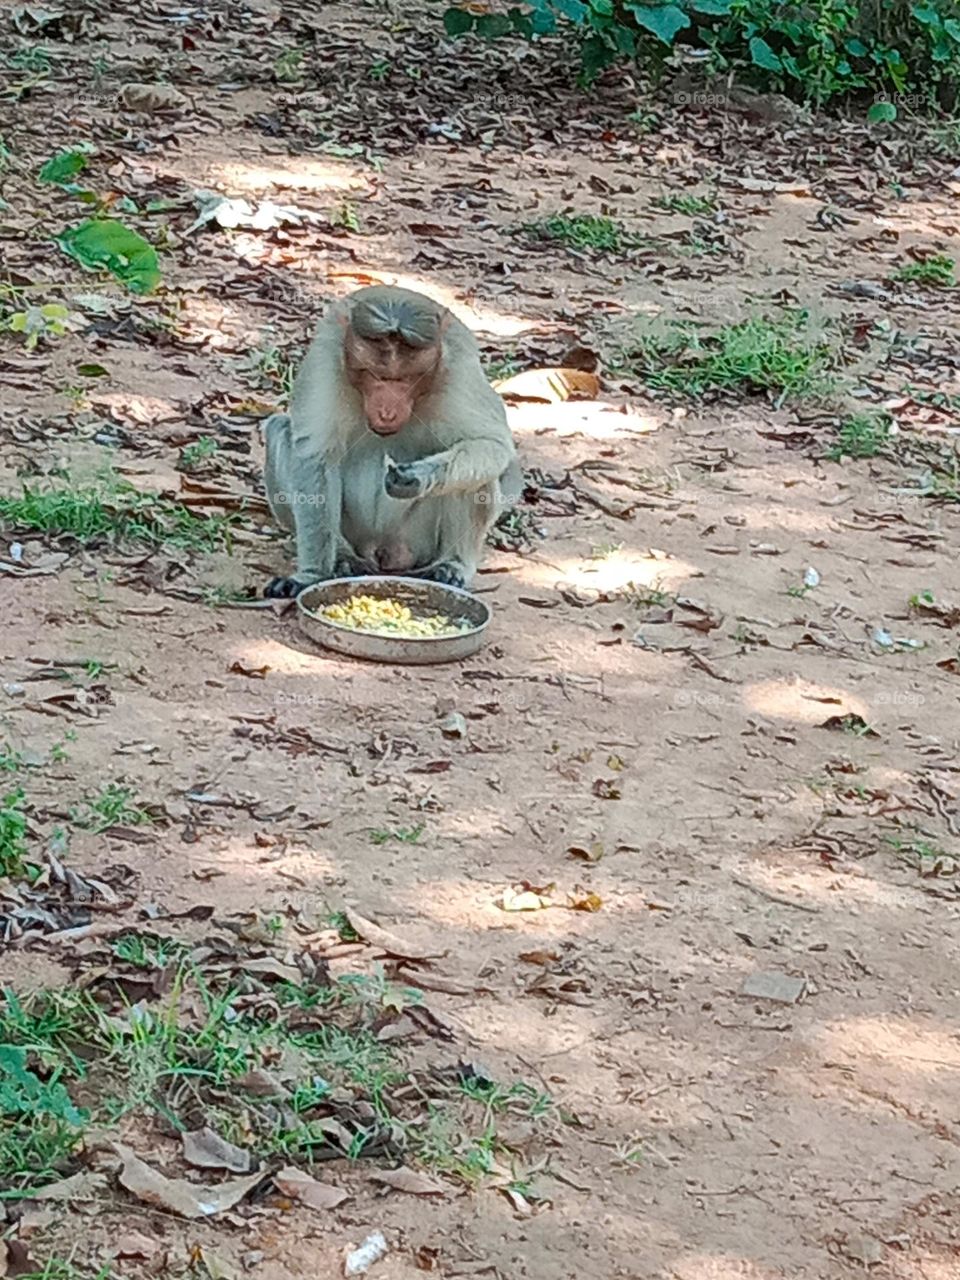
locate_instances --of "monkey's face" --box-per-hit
[344,332,441,436]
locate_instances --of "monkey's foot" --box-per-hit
[418,560,467,589]
[384,460,430,500]
[334,553,377,578]
[264,576,310,599]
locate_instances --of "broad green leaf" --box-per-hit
[76,363,109,377]
[749,35,782,70]
[442,7,474,35]
[530,6,556,32]
[612,22,637,52]
[867,100,897,122]
[554,0,589,22]
[56,219,161,295]
[580,32,616,78]
[845,37,868,55]
[689,0,733,13]
[39,147,91,185]
[626,2,690,43]
[944,18,960,41]
[591,0,615,14]
[476,12,513,36]
[910,4,939,24]
[509,8,535,35]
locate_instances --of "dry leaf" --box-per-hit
[568,842,604,863]
[274,1166,349,1210]
[238,1067,290,1097]
[498,884,552,911]
[518,949,559,966]
[1,1240,38,1278]
[592,778,621,800]
[494,367,600,403]
[114,1143,263,1219]
[344,908,442,960]
[112,1232,161,1260]
[30,1171,108,1200]
[119,82,189,112]
[567,889,603,913]
[370,1167,447,1197]
[499,1185,536,1215]
[182,1126,252,1173]
[240,956,302,983]
[228,661,270,680]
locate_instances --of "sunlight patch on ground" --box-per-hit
[207,158,367,196]
[742,678,867,723]
[509,550,697,594]
[507,399,662,438]
[230,636,346,678]
[815,1016,960,1075]
[668,1256,786,1280]
[731,862,901,910]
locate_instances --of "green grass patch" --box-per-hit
[0,788,28,877]
[178,436,220,471]
[893,255,955,287]
[0,477,233,552]
[521,213,645,254]
[0,958,554,1194]
[653,193,717,215]
[826,412,893,461]
[69,782,153,834]
[369,823,424,846]
[629,311,836,403]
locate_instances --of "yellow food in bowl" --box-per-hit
[320,594,471,639]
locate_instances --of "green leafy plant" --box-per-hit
[179,436,220,470]
[442,0,960,105]
[56,218,161,294]
[274,48,305,81]
[3,303,69,349]
[70,783,153,834]
[893,254,955,286]
[654,192,717,215]
[0,788,28,877]
[827,412,893,460]
[369,824,425,845]
[38,144,93,186]
[0,1044,87,1184]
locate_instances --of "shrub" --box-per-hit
[442,0,960,109]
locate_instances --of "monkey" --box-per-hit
[261,284,522,599]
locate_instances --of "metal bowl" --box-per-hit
[296,576,491,665]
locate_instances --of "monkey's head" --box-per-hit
[342,287,448,435]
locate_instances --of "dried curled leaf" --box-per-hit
[273,1166,349,1210]
[343,907,442,960]
[369,1167,447,1197]
[114,1143,263,1219]
[119,83,189,112]
[182,1126,251,1173]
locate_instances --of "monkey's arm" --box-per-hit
[264,414,365,596]
[384,437,514,500]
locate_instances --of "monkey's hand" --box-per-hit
[385,459,432,501]
[333,552,377,578]
[264,576,313,599]
[418,560,467,589]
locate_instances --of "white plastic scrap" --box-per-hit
[185,191,324,236]
[344,1231,388,1276]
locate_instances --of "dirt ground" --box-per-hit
[2,1,960,1277]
